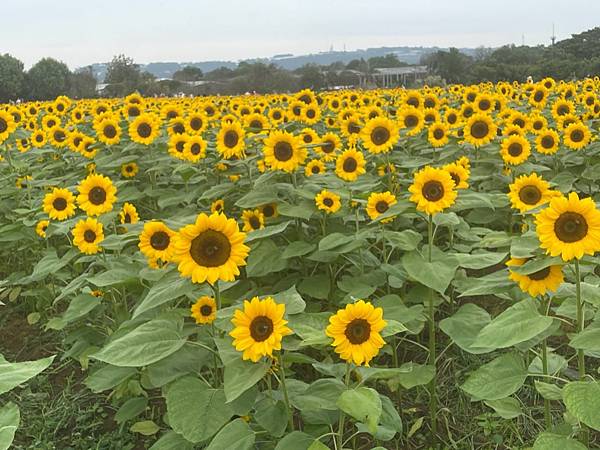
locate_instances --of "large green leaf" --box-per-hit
[336,387,382,435]
[274,431,318,450]
[562,381,600,431]
[569,327,600,351]
[84,365,137,393]
[484,397,522,419]
[461,353,527,401]
[0,403,19,450]
[532,433,587,450]
[149,431,195,450]
[0,355,55,395]
[401,251,458,294]
[133,270,199,318]
[223,357,270,403]
[206,419,255,450]
[91,318,186,367]
[439,303,494,354]
[271,285,306,315]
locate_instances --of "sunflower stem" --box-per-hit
[541,296,551,430]
[574,259,585,379]
[278,353,294,432]
[213,281,221,311]
[337,364,352,450]
[427,213,437,444]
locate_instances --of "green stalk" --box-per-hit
[541,296,551,430]
[574,259,585,379]
[337,364,352,450]
[278,353,294,431]
[213,281,221,310]
[427,214,437,442]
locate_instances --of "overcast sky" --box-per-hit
[5,0,600,69]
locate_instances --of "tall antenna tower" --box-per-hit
[551,23,556,46]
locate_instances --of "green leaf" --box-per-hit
[562,381,600,431]
[246,239,287,277]
[282,241,316,259]
[206,418,255,450]
[384,230,422,251]
[450,251,507,270]
[146,344,210,388]
[510,232,540,258]
[274,431,317,450]
[149,431,195,450]
[0,403,19,450]
[85,365,137,393]
[534,381,563,401]
[0,355,55,395]
[254,399,288,437]
[91,318,186,367]
[336,387,382,435]
[272,285,306,315]
[461,353,527,401]
[224,357,270,403]
[298,275,330,300]
[307,441,329,450]
[484,397,522,419]
[291,378,346,411]
[130,420,159,436]
[402,251,458,294]
[439,303,494,354]
[453,191,495,211]
[569,327,600,351]
[318,233,355,252]
[278,201,314,220]
[133,270,198,318]
[87,267,140,287]
[235,189,279,208]
[532,433,587,450]
[246,221,292,243]
[165,376,233,443]
[389,363,435,389]
[115,397,148,424]
[473,299,554,349]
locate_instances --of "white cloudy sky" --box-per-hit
[5,0,600,68]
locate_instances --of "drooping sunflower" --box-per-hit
[443,162,469,189]
[305,159,326,177]
[216,121,246,159]
[260,203,278,219]
[190,296,217,325]
[325,300,386,366]
[230,296,292,363]
[563,122,591,151]
[506,257,564,297]
[173,212,250,284]
[43,187,76,220]
[535,192,600,261]
[138,221,177,262]
[335,148,366,182]
[36,220,49,238]
[263,130,306,172]
[507,173,558,213]
[535,128,560,155]
[242,209,265,232]
[211,199,225,214]
[183,136,207,163]
[463,113,497,147]
[408,166,457,215]
[500,134,531,166]
[129,114,161,145]
[77,174,117,216]
[360,117,399,154]
[121,162,139,178]
[315,190,341,214]
[72,217,104,255]
[119,202,140,225]
[366,191,397,221]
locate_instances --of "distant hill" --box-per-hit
[89,46,482,81]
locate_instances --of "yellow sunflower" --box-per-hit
[260,203,278,219]
[119,202,139,225]
[506,258,564,297]
[139,221,177,262]
[366,191,397,221]
[173,212,250,284]
[36,220,49,238]
[216,121,246,159]
[500,135,531,166]
[211,199,225,214]
[96,118,121,146]
[397,106,424,136]
[535,129,560,155]
[230,296,292,363]
[563,122,591,151]
[443,163,469,189]
[335,148,366,182]
[72,217,104,254]
[507,173,558,213]
[305,159,326,177]
[360,117,399,154]
[315,190,341,214]
[121,162,139,178]
[77,174,117,216]
[263,131,306,172]
[183,136,207,163]
[0,110,17,143]
[190,296,217,325]
[168,134,189,160]
[43,188,76,220]
[428,122,450,148]
[129,114,160,145]
[535,192,600,261]
[325,300,386,366]
[463,113,497,147]
[408,166,457,215]
[242,209,265,232]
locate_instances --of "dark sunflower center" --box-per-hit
[299,94,311,104]
[35,133,44,142]
[533,120,543,130]
[554,212,588,243]
[173,123,185,134]
[323,197,334,207]
[73,137,82,147]
[342,157,358,173]
[534,91,545,102]
[557,105,569,116]
[513,118,525,128]
[200,305,213,316]
[348,122,360,134]
[249,120,262,129]
[450,172,460,186]
[322,140,335,153]
[53,197,68,211]
[345,318,371,344]
[518,185,542,205]
[292,106,302,116]
[250,316,274,342]
[128,106,140,116]
[89,187,107,205]
[541,135,555,149]
[104,125,117,138]
[424,98,435,108]
[126,165,134,172]
[190,117,203,130]
[0,118,7,133]
[371,126,391,146]
[570,129,584,143]
[83,230,96,243]
[479,100,491,110]
[274,141,293,161]
[124,213,131,223]
[54,130,66,142]
[262,205,275,217]
[303,134,313,143]
[176,140,185,152]
[375,201,389,213]
[508,143,523,157]
[433,128,444,140]
[249,216,261,230]
[189,230,231,267]
[470,121,489,139]
[407,97,419,107]
[311,165,320,174]
[272,111,282,120]
[447,113,457,124]
[205,106,215,116]
[529,266,551,281]
[405,115,418,128]
[150,231,170,250]
[422,180,444,201]
[166,111,177,119]
[137,123,152,138]
[306,109,316,118]
[224,130,239,148]
[188,143,200,155]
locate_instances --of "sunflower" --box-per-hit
[315,190,341,214]
[408,166,457,215]
[0,110,16,143]
[77,174,117,216]
[173,212,250,284]
[190,296,217,325]
[377,163,396,177]
[186,112,208,133]
[96,118,121,145]
[216,121,246,159]
[263,131,306,172]
[428,122,450,148]
[500,135,531,166]
[325,300,386,366]
[244,113,269,133]
[535,128,560,155]
[335,148,366,182]
[31,130,47,148]
[535,192,600,261]
[299,128,319,146]
[260,203,278,219]
[72,217,104,254]
[360,117,399,154]
[443,162,469,189]
[211,199,225,214]
[121,162,139,178]
[301,104,321,125]
[318,132,341,161]
[183,136,207,162]
[43,188,76,220]
[168,134,189,160]
[129,114,160,145]
[36,220,49,238]
[230,296,292,362]
[506,258,564,297]
[463,113,497,147]
[119,202,139,225]
[305,159,326,177]
[48,126,68,148]
[563,122,591,150]
[242,209,265,232]
[366,191,397,221]
[138,221,177,262]
[508,173,558,213]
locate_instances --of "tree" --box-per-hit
[295,64,325,90]
[104,54,147,97]
[368,54,407,68]
[173,66,203,82]
[69,66,97,99]
[422,48,473,84]
[0,54,25,102]
[25,58,70,100]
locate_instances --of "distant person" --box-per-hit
[526,76,533,84]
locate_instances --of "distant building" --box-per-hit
[370,66,429,87]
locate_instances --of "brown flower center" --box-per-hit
[541,135,555,149]
[570,129,584,143]
[422,180,444,202]
[137,122,152,138]
[274,141,293,161]
[0,118,7,133]
[250,316,274,342]
[189,230,231,267]
[470,120,489,139]
[262,205,275,217]
[190,143,201,155]
[375,201,389,213]
[323,197,334,207]
[103,125,117,139]
[370,126,391,146]
[200,305,213,316]
[249,216,261,230]
[83,230,96,243]
[554,212,588,243]
[89,187,107,205]
[528,267,551,281]
[404,115,418,128]
[345,318,371,344]
[190,117,203,130]
[150,231,170,250]
[518,185,542,205]
[508,142,523,157]
[342,157,358,173]
[433,128,444,140]
[53,197,68,211]
[224,130,239,148]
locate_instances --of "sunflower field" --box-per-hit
[1,78,600,450]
